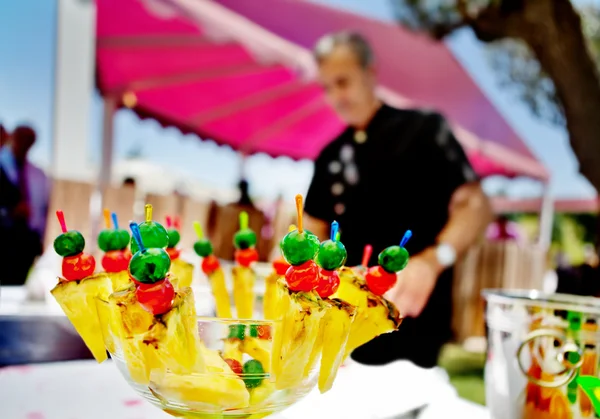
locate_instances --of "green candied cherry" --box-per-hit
[130,221,169,253]
[228,324,246,340]
[166,228,181,248]
[242,359,265,389]
[317,240,347,270]
[54,231,85,257]
[193,239,213,257]
[233,228,257,250]
[98,228,131,252]
[378,245,409,273]
[280,229,319,266]
[129,247,171,284]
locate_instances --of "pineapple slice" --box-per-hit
[51,273,113,363]
[106,270,132,293]
[263,271,280,320]
[109,286,200,384]
[170,258,194,288]
[271,280,328,389]
[317,298,357,393]
[249,379,276,406]
[241,337,272,373]
[333,267,403,360]
[223,338,244,363]
[232,265,255,318]
[207,267,232,318]
[150,342,250,409]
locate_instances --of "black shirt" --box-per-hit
[304,104,478,368]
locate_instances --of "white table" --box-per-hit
[0,360,489,419]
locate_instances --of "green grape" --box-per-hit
[129,247,171,284]
[113,229,130,250]
[233,229,257,250]
[228,324,246,340]
[54,231,85,257]
[167,229,181,248]
[242,359,264,389]
[130,221,169,253]
[378,246,410,273]
[316,240,347,270]
[280,229,319,266]
[193,239,213,257]
[98,229,131,252]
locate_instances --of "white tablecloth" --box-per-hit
[0,360,490,419]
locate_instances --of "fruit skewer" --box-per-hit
[97,209,132,291]
[51,210,111,363]
[232,211,259,319]
[263,225,293,320]
[165,215,193,288]
[193,221,232,318]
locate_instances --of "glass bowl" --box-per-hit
[96,296,319,418]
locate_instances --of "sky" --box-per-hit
[0,0,597,201]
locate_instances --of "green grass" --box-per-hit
[438,344,486,406]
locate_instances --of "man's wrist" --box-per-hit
[420,247,446,276]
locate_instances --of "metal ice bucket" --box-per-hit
[483,289,600,419]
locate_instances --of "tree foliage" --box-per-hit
[389,0,600,196]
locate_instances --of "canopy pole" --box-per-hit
[89,97,117,250]
[538,182,554,249]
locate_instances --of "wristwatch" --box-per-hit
[435,243,457,268]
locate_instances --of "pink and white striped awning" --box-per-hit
[96,0,548,181]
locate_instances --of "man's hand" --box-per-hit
[386,249,441,318]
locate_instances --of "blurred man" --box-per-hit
[0,126,50,285]
[304,32,493,368]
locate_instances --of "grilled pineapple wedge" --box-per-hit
[223,338,244,363]
[263,271,280,320]
[271,280,328,389]
[149,342,250,410]
[332,267,403,360]
[170,258,194,288]
[106,270,132,292]
[316,298,357,393]
[108,285,200,384]
[232,265,255,319]
[51,273,113,363]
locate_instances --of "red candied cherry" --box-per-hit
[166,247,180,260]
[235,248,259,267]
[136,279,175,315]
[365,265,397,296]
[102,250,130,273]
[273,258,290,276]
[224,358,243,375]
[314,269,340,298]
[285,260,319,292]
[201,255,220,275]
[62,252,96,281]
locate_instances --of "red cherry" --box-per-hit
[102,250,130,273]
[314,269,340,298]
[224,358,243,375]
[166,247,180,260]
[235,248,259,267]
[254,324,272,340]
[365,265,397,296]
[285,260,319,292]
[136,279,175,315]
[62,252,96,281]
[201,255,220,275]
[273,258,290,276]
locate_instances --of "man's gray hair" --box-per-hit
[313,31,374,68]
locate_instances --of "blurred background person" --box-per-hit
[0,125,50,285]
[304,32,493,368]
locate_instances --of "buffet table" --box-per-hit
[0,286,490,418]
[0,360,490,419]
